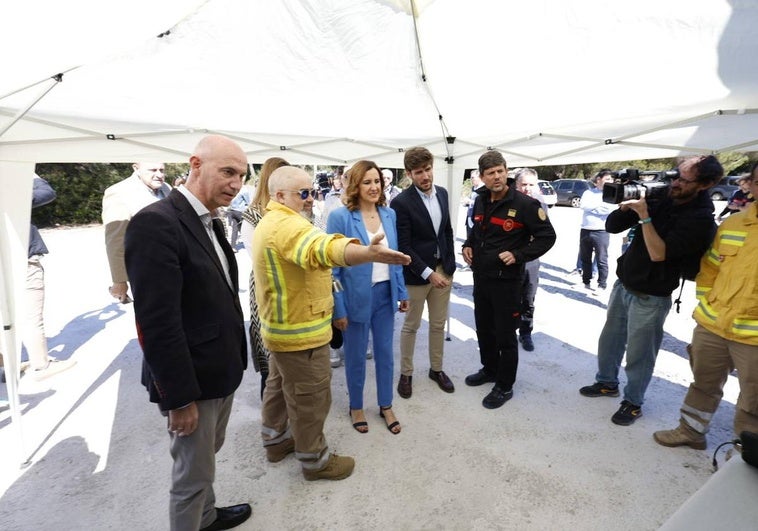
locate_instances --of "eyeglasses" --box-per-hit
[672,174,698,184]
[284,189,319,200]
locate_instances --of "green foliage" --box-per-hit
[32,162,190,227]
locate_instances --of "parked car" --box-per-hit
[552,178,592,207]
[537,180,557,207]
[708,175,741,201]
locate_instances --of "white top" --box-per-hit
[366,226,390,284]
[580,188,616,230]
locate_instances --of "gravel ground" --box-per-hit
[0,203,737,530]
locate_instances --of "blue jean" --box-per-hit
[595,280,672,406]
[343,281,395,410]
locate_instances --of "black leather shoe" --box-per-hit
[519,334,534,352]
[200,504,252,531]
[428,369,455,393]
[465,369,496,387]
[397,374,412,399]
[482,385,513,409]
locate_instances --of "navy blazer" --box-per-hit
[326,206,408,323]
[390,185,456,285]
[125,189,247,411]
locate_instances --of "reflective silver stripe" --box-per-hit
[298,448,330,470]
[681,404,711,434]
[261,426,291,446]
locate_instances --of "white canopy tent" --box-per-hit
[2,0,758,461]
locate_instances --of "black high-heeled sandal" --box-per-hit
[349,408,368,433]
[379,406,401,435]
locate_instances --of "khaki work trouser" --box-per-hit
[261,343,332,471]
[681,324,758,437]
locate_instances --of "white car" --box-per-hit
[538,180,557,207]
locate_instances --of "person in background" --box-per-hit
[465,170,484,240]
[240,156,289,397]
[327,161,409,434]
[253,166,410,481]
[22,175,76,380]
[579,155,723,426]
[578,170,616,292]
[462,152,556,409]
[391,147,457,399]
[322,166,347,227]
[102,162,171,304]
[513,168,548,352]
[717,174,754,221]
[226,178,252,250]
[125,135,252,531]
[654,161,758,449]
[382,168,401,204]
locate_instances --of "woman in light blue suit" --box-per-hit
[327,160,409,434]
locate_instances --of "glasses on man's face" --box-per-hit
[672,174,698,184]
[284,189,319,200]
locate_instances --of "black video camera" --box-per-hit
[602,168,680,205]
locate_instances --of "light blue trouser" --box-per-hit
[595,280,672,406]
[343,281,395,410]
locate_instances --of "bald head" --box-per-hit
[186,134,248,210]
[269,166,313,214]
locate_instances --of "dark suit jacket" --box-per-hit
[391,184,456,285]
[125,189,247,411]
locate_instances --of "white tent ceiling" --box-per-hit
[2,0,758,168]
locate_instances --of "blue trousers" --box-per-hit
[595,280,672,406]
[343,281,395,410]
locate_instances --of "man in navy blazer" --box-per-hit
[391,147,456,399]
[125,135,252,531]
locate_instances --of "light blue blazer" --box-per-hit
[327,206,408,323]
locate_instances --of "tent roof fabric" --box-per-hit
[2,0,758,166]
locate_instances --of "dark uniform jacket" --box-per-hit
[464,184,556,280]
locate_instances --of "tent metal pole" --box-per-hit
[0,78,61,139]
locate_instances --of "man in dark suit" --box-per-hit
[391,147,456,399]
[125,135,252,531]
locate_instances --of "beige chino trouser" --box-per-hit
[399,264,452,376]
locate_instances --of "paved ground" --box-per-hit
[0,203,738,530]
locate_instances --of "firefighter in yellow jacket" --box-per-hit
[654,162,758,450]
[252,166,410,481]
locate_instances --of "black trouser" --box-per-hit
[473,276,522,390]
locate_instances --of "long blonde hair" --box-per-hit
[252,157,289,213]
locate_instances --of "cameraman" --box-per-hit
[579,155,723,426]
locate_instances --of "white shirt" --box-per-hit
[178,186,233,287]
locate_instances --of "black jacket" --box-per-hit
[464,185,556,280]
[125,190,247,410]
[607,190,716,296]
[391,185,456,285]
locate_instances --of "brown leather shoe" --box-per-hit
[397,374,412,399]
[428,369,455,393]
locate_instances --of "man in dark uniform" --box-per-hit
[462,151,556,409]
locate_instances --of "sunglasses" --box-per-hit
[284,188,319,200]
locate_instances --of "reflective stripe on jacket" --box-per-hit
[694,202,758,344]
